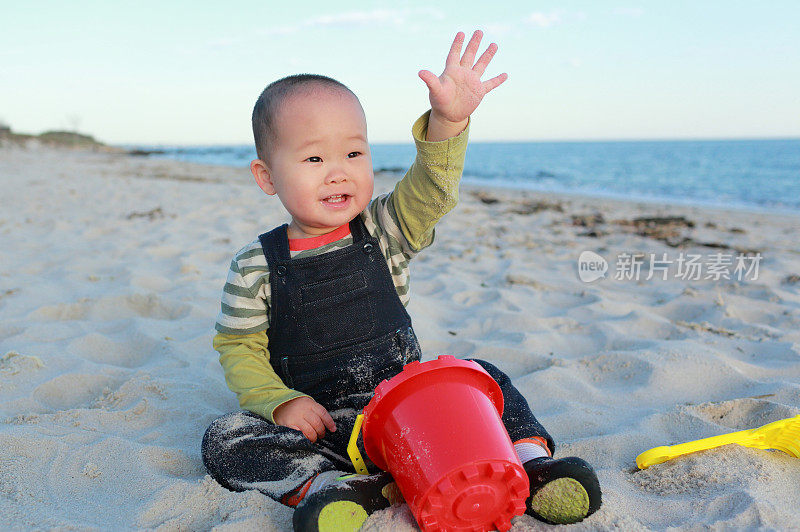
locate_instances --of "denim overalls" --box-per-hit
[202,215,553,502]
[260,216,421,411]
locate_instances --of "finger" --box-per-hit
[288,423,316,442]
[418,70,442,97]
[297,420,318,442]
[445,31,465,67]
[473,42,498,76]
[310,403,337,432]
[460,29,483,68]
[321,409,337,433]
[306,412,327,439]
[482,72,508,94]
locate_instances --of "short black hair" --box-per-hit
[251,74,357,161]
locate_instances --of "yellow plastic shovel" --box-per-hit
[636,414,800,469]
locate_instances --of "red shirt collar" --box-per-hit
[288,223,352,251]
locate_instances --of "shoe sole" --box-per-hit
[524,457,601,525]
[293,473,394,532]
[529,477,590,524]
[316,500,369,532]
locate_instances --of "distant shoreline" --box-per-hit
[119,139,800,217]
[3,139,798,218]
[458,176,800,219]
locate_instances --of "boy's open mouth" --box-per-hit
[321,194,349,205]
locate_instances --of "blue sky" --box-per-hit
[1,1,798,144]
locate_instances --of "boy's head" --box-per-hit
[249,74,374,239]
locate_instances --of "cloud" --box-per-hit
[483,22,516,36]
[526,11,563,28]
[260,7,445,35]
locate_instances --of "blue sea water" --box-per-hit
[127,139,800,214]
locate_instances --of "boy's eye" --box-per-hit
[306,156,322,163]
[348,152,361,158]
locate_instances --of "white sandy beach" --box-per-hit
[1,145,799,531]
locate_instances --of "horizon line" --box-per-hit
[115,135,800,148]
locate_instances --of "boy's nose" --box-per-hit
[325,171,347,184]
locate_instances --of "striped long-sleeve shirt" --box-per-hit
[213,110,469,421]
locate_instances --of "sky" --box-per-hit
[1,1,798,145]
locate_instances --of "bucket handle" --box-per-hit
[347,413,369,475]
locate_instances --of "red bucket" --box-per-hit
[362,355,529,531]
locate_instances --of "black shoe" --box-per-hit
[524,456,602,525]
[292,472,400,532]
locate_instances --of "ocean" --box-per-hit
[127,139,800,214]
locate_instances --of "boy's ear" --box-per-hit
[250,159,277,195]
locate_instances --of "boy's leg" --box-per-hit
[201,411,352,503]
[469,358,555,454]
[468,358,601,525]
[203,408,400,532]
[289,397,402,532]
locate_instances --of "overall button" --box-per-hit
[363,242,374,254]
[276,265,287,275]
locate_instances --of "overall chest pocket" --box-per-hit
[300,270,376,349]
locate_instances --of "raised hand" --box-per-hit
[418,30,507,126]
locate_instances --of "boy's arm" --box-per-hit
[214,331,308,422]
[388,109,470,252]
[214,245,307,423]
[382,29,507,252]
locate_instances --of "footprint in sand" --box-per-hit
[701,490,761,524]
[469,346,554,378]
[42,436,170,524]
[658,300,718,323]
[630,444,768,497]
[140,446,204,479]
[31,293,190,322]
[131,274,173,293]
[684,397,798,431]
[68,331,163,368]
[722,281,782,303]
[32,373,120,411]
[452,288,502,307]
[0,323,25,342]
[722,339,800,376]
[145,245,183,259]
[540,290,600,310]
[578,351,654,389]
[1,351,45,383]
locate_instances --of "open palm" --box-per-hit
[419,30,508,123]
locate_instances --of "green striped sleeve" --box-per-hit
[215,239,272,334]
[363,109,469,306]
[390,109,470,252]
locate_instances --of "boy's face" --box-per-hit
[253,88,374,239]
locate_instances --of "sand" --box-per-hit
[1,145,799,530]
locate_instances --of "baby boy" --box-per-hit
[202,30,601,531]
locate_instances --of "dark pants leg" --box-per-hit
[203,357,552,502]
[469,358,555,456]
[202,329,422,503]
[201,400,374,502]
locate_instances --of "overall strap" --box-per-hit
[348,214,369,243]
[258,223,290,269]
